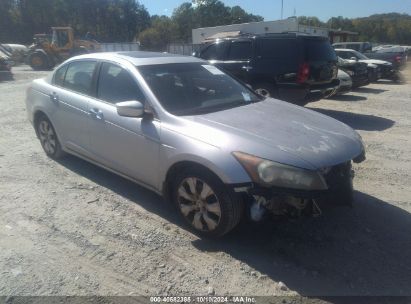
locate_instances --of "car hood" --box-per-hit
[181,99,364,170]
[337,69,351,81]
[360,59,392,66]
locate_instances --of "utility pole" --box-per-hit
[281,0,284,19]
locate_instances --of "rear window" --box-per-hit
[54,64,68,87]
[64,61,97,95]
[257,38,298,59]
[201,42,227,60]
[305,39,337,61]
[227,41,253,60]
[346,44,361,51]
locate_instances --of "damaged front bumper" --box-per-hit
[232,157,365,221]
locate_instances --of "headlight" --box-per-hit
[232,152,328,191]
[345,70,354,76]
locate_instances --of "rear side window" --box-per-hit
[54,64,68,87]
[227,41,253,60]
[257,38,298,59]
[305,39,337,61]
[346,44,361,51]
[97,62,145,104]
[64,61,97,95]
[337,51,351,59]
[201,42,226,60]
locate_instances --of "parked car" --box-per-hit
[194,33,339,106]
[1,43,28,63]
[332,42,372,53]
[333,42,407,70]
[328,69,352,97]
[368,46,407,70]
[26,52,366,237]
[0,48,13,80]
[335,48,399,81]
[337,57,369,88]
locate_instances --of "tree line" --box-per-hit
[0,0,410,50]
[0,0,151,43]
[298,13,411,45]
[0,0,262,48]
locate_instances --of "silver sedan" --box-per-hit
[26,52,365,237]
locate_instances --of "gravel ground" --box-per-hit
[0,65,411,299]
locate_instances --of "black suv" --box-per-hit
[195,33,339,106]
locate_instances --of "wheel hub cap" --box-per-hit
[38,120,56,154]
[177,177,221,232]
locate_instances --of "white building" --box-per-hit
[192,17,330,45]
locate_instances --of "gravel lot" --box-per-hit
[1,65,411,298]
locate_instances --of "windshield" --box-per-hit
[137,63,261,116]
[352,50,369,60]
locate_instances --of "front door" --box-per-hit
[87,62,160,188]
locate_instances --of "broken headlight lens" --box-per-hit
[233,152,328,191]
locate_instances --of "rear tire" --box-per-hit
[35,115,65,159]
[172,167,244,237]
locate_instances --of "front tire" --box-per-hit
[35,115,64,159]
[172,167,244,237]
[29,52,49,71]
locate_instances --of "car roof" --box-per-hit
[334,42,363,45]
[70,51,205,66]
[205,32,327,43]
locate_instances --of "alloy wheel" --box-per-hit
[38,120,56,155]
[177,177,222,232]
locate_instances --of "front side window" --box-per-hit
[97,63,145,104]
[63,61,97,95]
[227,41,253,60]
[138,63,261,116]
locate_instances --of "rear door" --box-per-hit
[304,37,338,84]
[49,60,98,156]
[87,61,160,187]
[254,37,301,83]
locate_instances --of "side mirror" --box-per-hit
[116,100,144,118]
[350,57,358,61]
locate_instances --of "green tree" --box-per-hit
[229,6,263,24]
[298,16,325,27]
[139,15,177,51]
[172,2,196,42]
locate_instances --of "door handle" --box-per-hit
[241,66,253,72]
[50,92,59,103]
[89,108,104,120]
